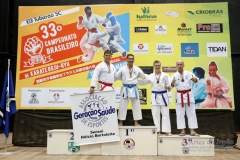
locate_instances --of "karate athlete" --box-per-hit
[103,12,127,58]
[171,60,199,136]
[192,67,207,108]
[115,54,146,126]
[76,6,109,63]
[89,50,115,94]
[199,61,232,108]
[139,60,172,136]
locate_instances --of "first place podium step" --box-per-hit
[102,126,158,155]
[47,127,214,156]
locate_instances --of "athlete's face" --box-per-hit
[154,62,161,71]
[127,55,134,65]
[209,65,217,77]
[104,53,112,63]
[85,8,92,17]
[176,60,184,72]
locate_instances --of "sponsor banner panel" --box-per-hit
[17,3,234,110]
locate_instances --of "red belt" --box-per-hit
[98,81,113,91]
[177,89,191,107]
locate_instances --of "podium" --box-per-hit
[47,128,214,156]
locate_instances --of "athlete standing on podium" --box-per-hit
[171,60,199,136]
[115,54,146,126]
[138,60,172,136]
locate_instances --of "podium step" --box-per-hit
[158,135,214,156]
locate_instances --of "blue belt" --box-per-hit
[123,84,138,100]
[152,90,167,106]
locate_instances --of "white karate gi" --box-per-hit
[91,61,116,91]
[171,71,198,129]
[199,76,232,108]
[115,65,146,120]
[77,14,109,58]
[140,72,171,132]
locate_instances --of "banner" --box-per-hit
[70,90,120,145]
[16,3,234,110]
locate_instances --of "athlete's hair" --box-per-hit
[209,61,218,70]
[153,60,161,66]
[104,49,112,55]
[127,54,134,59]
[193,67,205,79]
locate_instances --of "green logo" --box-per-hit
[68,142,80,153]
[187,11,195,15]
[187,9,223,16]
[141,7,150,14]
[136,7,157,21]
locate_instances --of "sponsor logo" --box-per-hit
[196,23,223,33]
[53,93,59,101]
[73,95,116,128]
[187,9,223,17]
[136,7,157,21]
[182,147,190,154]
[166,11,180,17]
[177,23,192,36]
[133,43,149,54]
[162,66,177,72]
[135,27,149,32]
[123,138,135,150]
[155,25,167,34]
[181,43,199,57]
[29,92,39,104]
[68,142,80,153]
[26,18,33,24]
[156,43,173,54]
[48,92,65,104]
[24,11,62,24]
[207,42,228,57]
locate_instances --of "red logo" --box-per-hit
[138,44,144,49]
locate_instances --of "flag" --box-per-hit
[0,70,17,137]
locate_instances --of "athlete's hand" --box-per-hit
[89,87,95,94]
[171,77,176,87]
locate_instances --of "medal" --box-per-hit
[155,73,160,84]
[181,73,184,82]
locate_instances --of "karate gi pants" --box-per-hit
[175,103,198,129]
[151,105,171,132]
